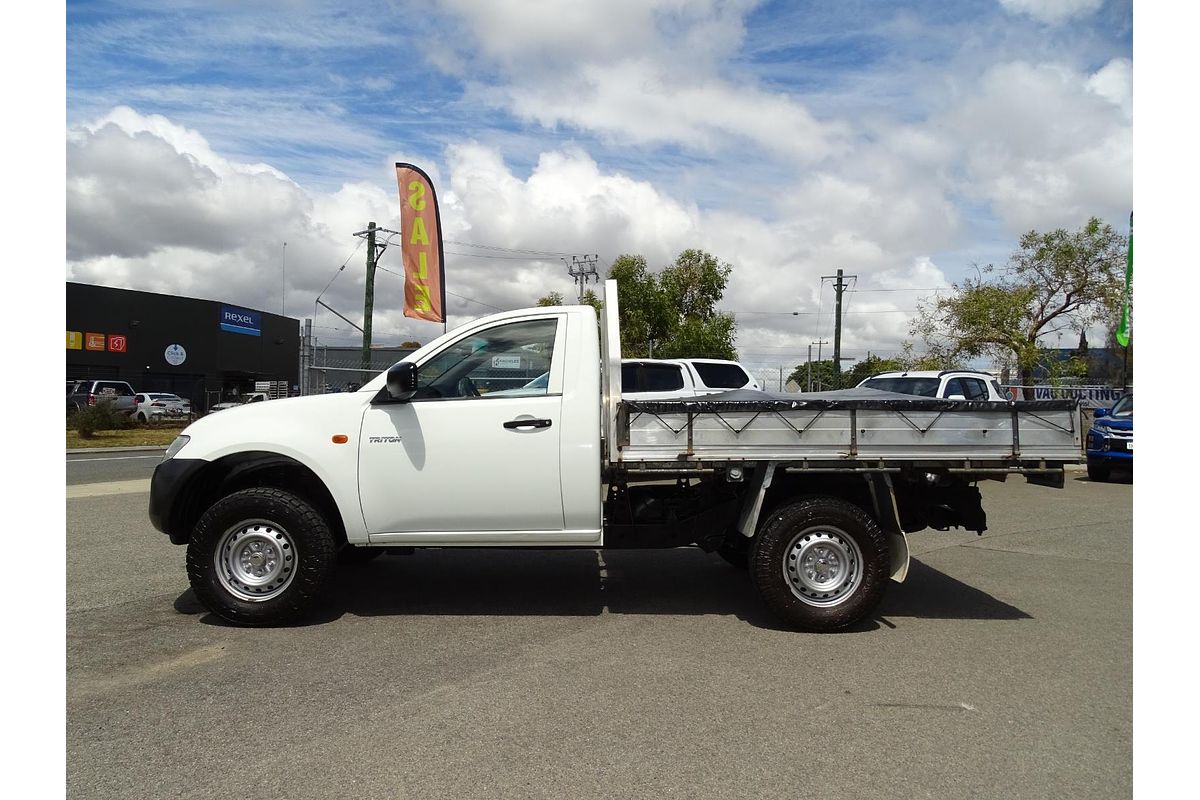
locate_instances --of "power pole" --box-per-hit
[361,222,377,373]
[351,223,400,375]
[821,268,856,387]
[810,339,829,390]
[562,254,600,302]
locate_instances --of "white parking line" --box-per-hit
[67,479,152,498]
[67,455,163,463]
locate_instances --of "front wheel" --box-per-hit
[749,498,889,632]
[186,488,337,626]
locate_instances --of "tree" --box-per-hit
[911,217,1126,398]
[787,359,838,392]
[537,287,603,317]
[609,249,737,359]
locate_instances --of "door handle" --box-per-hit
[503,418,553,430]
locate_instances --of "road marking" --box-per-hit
[67,479,152,498]
[67,454,163,463]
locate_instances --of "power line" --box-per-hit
[444,250,563,261]
[730,309,918,315]
[443,239,572,257]
[374,264,505,311]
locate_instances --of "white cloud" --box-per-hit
[938,61,1131,233]
[997,0,1104,25]
[437,0,843,163]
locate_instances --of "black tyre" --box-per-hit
[337,544,384,565]
[186,488,337,626]
[1086,459,1111,482]
[716,535,749,569]
[749,497,889,632]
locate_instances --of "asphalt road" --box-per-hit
[67,449,165,486]
[66,469,1131,799]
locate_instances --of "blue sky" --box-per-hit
[64,0,1133,371]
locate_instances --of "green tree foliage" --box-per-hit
[608,249,737,359]
[843,354,907,387]
[537,288,603,317]
[786,359,838,392]
[912,217,1126,397]
[787,346,951,392]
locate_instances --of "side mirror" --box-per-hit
[947,394,966,401]
[386,362,419,402]
[1094,407,1109,418]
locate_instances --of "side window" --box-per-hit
[623,363,684,393]
[943,378,964,398]
[692,363,750,389]
[962,379,989,400]
[621,363,642,393]
[415,318,557,400]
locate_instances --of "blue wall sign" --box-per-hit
[220,305,261,337]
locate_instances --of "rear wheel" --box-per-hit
[1086,458,1111,482]
[187,488,337,626]
[749,498,889,632]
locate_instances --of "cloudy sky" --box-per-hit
[65,0,1132,373]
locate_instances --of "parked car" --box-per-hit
[857,370,1007,401]
[486,371,551,397]
[1086,392,1132,482]
[621,358,759,401]
[66,379,137,415]
[132,393,191,424]
[210,392,271,412]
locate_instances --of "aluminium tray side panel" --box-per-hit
[619,402,1081,462]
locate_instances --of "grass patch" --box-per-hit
[66,426,187,449]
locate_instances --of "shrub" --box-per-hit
[72,402,134,438]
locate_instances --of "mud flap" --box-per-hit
[866,473,910,583]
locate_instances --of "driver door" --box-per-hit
[358,315,568,539]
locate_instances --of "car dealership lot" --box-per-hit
[66,469,1131,800]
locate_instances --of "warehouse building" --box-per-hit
[66,282,300,412]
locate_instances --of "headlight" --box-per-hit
[163,435,190,461]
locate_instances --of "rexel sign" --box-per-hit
[219,305,261,337]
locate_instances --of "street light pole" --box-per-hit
[281,242,287,317]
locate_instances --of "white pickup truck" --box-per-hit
[150,281,1081,631]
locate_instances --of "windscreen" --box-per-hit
[861,377,940,397]
[1111,394,1132,416]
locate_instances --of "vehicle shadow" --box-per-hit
[183,549,1031,631]
[1073,470,1133,484]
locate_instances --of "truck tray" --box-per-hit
[617,390,1082,465]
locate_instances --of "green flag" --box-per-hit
[1115,211,1132,347]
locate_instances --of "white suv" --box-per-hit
[857,370,1007,401]
[622,358,760,401]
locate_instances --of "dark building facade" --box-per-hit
[67,282,300,411]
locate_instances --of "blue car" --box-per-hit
[1086,392,1132,481]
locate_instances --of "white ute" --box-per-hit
[150,281,1081,631]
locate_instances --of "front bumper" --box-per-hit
[149,457,207,543]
